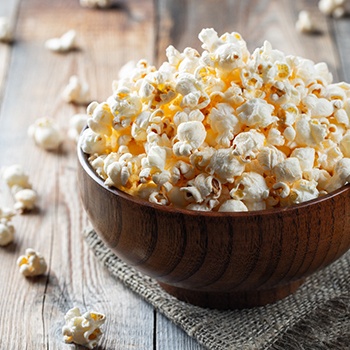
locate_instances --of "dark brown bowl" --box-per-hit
[77,142,350,309]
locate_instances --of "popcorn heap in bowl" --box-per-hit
[80,28,350,212]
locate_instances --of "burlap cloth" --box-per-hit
[84,228,350,350]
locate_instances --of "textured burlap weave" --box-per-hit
[84,228,350,350]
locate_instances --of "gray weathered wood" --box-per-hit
[0,0,348,348]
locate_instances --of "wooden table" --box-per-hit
[0,0,349,348]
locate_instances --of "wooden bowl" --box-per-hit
[77,143,350,309]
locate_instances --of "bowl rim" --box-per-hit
[77,136,350,218]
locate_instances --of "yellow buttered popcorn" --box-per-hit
[80,28,350,212]
[17,248,47,277]
[62,307,106,349]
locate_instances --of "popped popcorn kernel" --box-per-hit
[14,189,38,212]
[62,307,106,349]
[68,113,88,142]
[45,30,77,53]
[0,218,15,246]
[0,17,13,43]
[318,0,346,18]
[17,248,47,277]
[295,11,316,34]
[79,29,350,212]
[62,75,90,105]
[80,0,112,8]
[28,117,63,151]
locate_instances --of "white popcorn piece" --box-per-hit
[218,199,248,212]
[267,127,285,146]
[68,113,88,142]
[324,157,350,192]
[237,98,276,128]
[340,133,350,157]
[0,17,13,43]
[273,157,303,183]
[62,307,106,349]
[232,129,266,161]
[230,172,269,203]
[295,11,316,34]
[28,117,63,151]
[273,182,291,199]
[0,207,16,220]
[80,0,112,8]
[318,0,346,18]
[80,128,110,154]
[0,219,15,246]
[14,189,38,212]
[257,146,286,172]
[45,30,77,53]
[206,148,245,183]
[62,75,90,105]
[17,248,47,277]
[290,147,315,172]
[173,121,206,156]
[289,179,319,204]
[87,102,114,136]
[208,103,241,147]
[2,164,31,189]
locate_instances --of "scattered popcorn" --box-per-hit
[28,117,63,151]
[0,206,16,220]
[62,75,90,105]
[14,189,37,211]
[80,0,112,8]
[2,164,31,189]
[45,30,77,53]
[79,29,350,212]
[0,17,13,43]
[17,248,47,277]
[0,218,14,246]
[318,0,346,18]
[68,113,88,142]
[295,11,316,34]
[62,307,106,349]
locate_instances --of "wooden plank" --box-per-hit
[0,0,20,108]
[0,0,155,349]
[155,0,340,79]
[156,313,205,350]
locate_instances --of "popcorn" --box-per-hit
[237,98,276,128]
[295,11,316,33]
[80,0,112,8]
[2,164,31,189]
[80,29,350,212]
[68,113,88,142]
[17,248,47,277]
[62,75,90,105]
[45,30,77,53]
[218,199,248,212]
[14,189,38,211]
[173,121,206,156]
[0,219,15,246]
[0,17,13,43]
[62,307,106,349]
[28,117,63,151]
[318,0,346,18]
[0,207,16,220]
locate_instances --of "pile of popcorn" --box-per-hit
[80,28,350,212]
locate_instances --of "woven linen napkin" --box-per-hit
[84,228,350,350]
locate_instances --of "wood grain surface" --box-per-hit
[0,0,348,348]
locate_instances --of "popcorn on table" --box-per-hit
[0,218,15,246]
[62,75,90,105]
[318,0,346,18]
[62,307,106,349]
[28,117,63,151]
[295,11,316,34]
[68,113,88,142]
[45,30,77,53]
[80,0,112,8]
[0,17,13,43]
[17,248,47,277]
[80,28,350,212]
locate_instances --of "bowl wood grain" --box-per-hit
[78,145,350,309]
